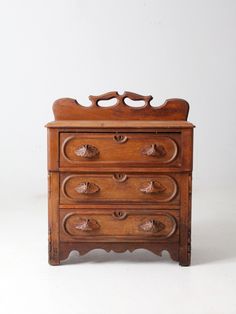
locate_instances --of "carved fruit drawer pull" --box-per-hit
[142,144,166,157]
[112,211,127,220]
[113,134,128,144]
[74,144,99,158]
[75,182,100,194]
[75,218,100,231]
[140,181,166,194]
[139,219,165,233]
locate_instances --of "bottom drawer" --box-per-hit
[60,209,179,242]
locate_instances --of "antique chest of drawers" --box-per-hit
[46,91,194,266]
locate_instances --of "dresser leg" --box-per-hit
[49,260,60,266]
[179,173,192,267]
[179,250,191,266]
[49,250,60,266]
[48,239,60,265]
[48,172,60,266]
[179,227,191,266]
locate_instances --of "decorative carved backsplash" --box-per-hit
[53,91,189,121]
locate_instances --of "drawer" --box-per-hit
[60,173,180,204]
[60,132,181,168]
[60,209,179,242]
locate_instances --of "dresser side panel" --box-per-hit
[47,128,59,171]
[181,128,193,171]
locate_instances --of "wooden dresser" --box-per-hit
[46,91,194,266]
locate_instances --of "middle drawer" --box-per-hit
[60,173,180,204]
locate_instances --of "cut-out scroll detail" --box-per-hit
[53,91,189,121]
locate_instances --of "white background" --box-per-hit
[0,1,236,314]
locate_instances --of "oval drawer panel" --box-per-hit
[60,209,179,242]
[60,173,180,204]
[60,132,181,168]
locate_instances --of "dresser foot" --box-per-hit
[179,252,191,266]
[48,245,60,265]
[49,259,60,266]
[179,261,190,266]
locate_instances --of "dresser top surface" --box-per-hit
[46,120,195,129]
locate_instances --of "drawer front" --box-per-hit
[60,173,180,204]
[60,132,181,168]
[60,209,179,242]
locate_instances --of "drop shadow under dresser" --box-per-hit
[46,91,195,266]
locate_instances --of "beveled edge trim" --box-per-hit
[61,174,79,201]
[46,121,195,129]
[46,120,195,128]
[61,135,79,164]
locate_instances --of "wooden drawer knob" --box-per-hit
[113,134,128,143]
[75,218,100,231]
[74,144,99,158]
[140,181,166,194]
[139,219,165,233]
[75,182,100,194]
[142,144,166,157]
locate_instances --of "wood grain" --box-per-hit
[60,209,179,242]
[60,132,181,168]
[46,92,194,265]
[52,91,189,121]
[46,120,194,128]
[59,242,179,262]
[60,173,180,204]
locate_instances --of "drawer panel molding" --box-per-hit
[61,209,178,241]
[60,133,180,167]
[60,173,179,204]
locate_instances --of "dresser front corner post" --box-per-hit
[48,171,60,265]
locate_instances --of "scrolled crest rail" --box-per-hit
[53,91,189,121]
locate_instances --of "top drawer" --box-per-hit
[60,132,182,169]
